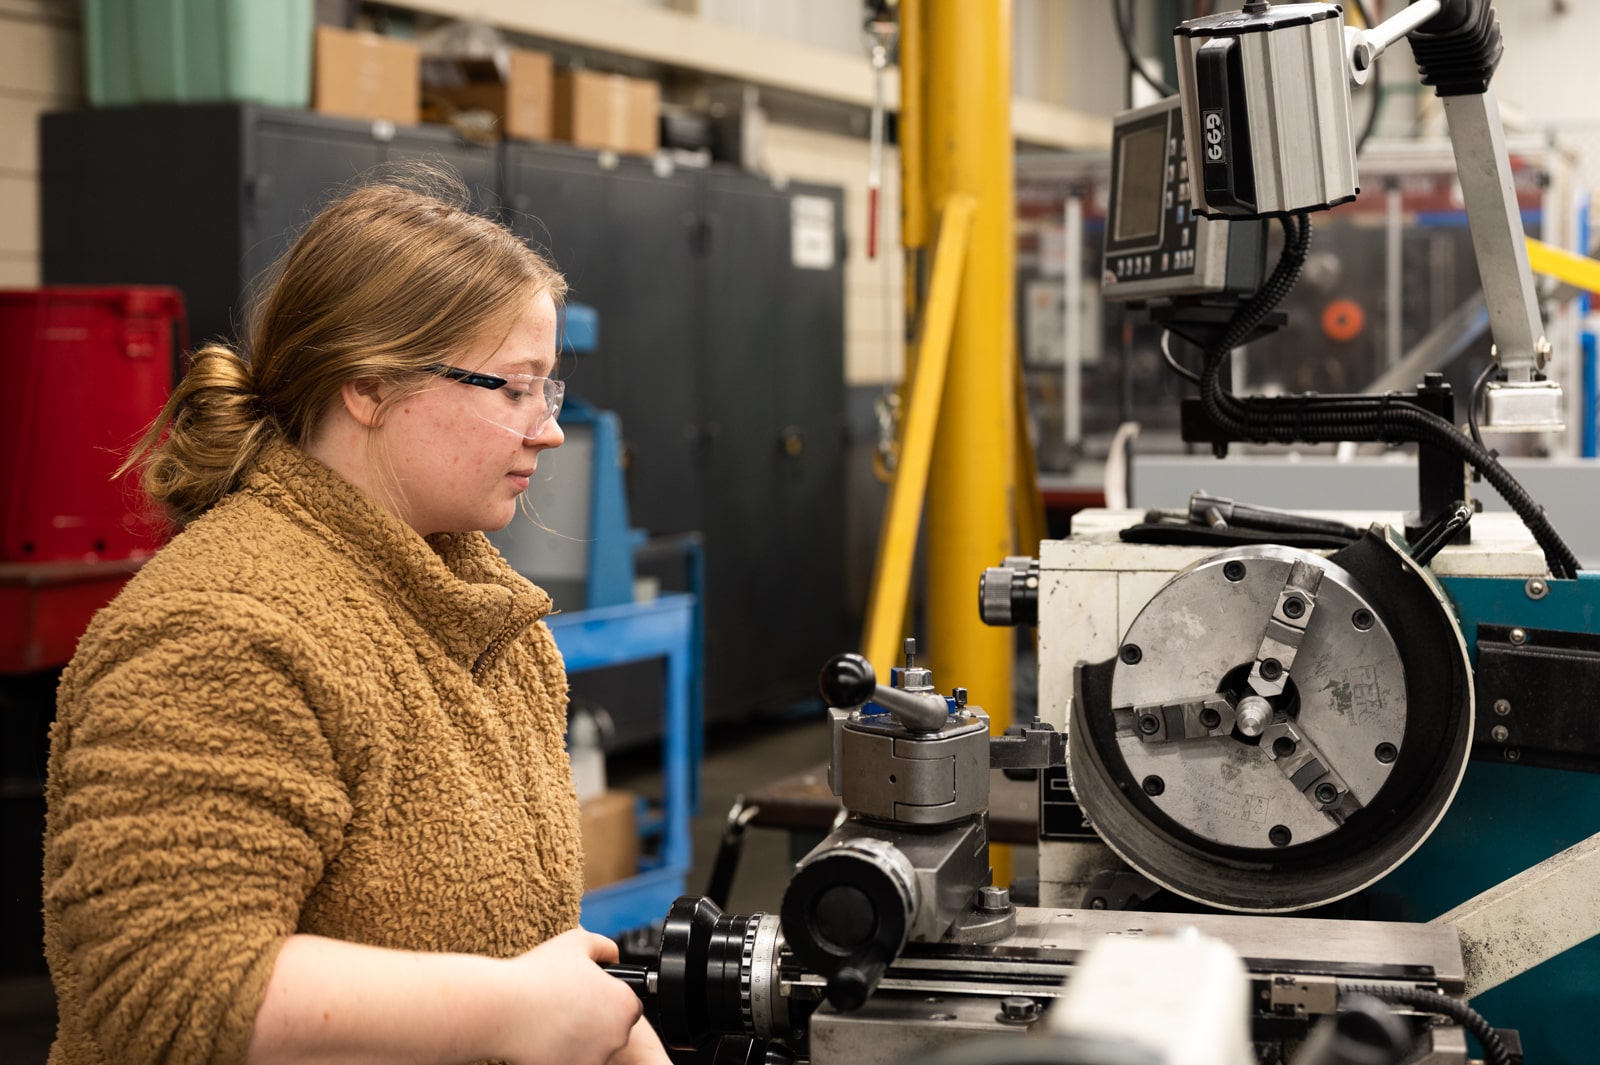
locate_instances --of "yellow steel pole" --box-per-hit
[923,0,1016,885]
[900,0,928,485]
[1012,352,1048,563]
[922,0,1015,727]
[900,0,927,256]
[862,195,976,674]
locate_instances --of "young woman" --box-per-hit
[43,171,666,1065]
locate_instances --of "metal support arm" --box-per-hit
[1353,0,1558,427]
[1432,830,1600,997]
[1411,0,1562,428]
[1441,90,1550,386]
[1345,0,1440,85]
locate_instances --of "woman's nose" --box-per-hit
[529,418,564,448]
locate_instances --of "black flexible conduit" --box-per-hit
[1113,0,1176,98]
[1195,215,1581,580]
[1342,984,1511,1065]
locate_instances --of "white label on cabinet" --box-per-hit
[791,195,835,270]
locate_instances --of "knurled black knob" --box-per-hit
[818,653,876,708]
[979,556,1040,627]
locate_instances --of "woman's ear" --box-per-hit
[339,378,387,429]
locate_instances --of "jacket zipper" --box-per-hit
[471,615,537,681]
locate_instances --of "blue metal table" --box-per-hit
[548,592,698,937]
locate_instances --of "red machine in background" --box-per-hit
[0,287,184,673]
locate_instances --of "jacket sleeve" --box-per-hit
[45,594,354,1065]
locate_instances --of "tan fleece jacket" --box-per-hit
[43,442,584,1065]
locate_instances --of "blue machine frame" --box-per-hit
[1372,571,1600,1064]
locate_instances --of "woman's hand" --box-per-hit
[493,929,643,1065]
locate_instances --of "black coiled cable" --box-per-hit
[1194,214,1581,580]
[1342,984,1511,1065]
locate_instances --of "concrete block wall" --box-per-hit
[0,0,80,287]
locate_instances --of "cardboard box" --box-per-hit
[580,790,639,890]
[314,25,419,126]
[422,49,554,142]
[621,76,660,156]
[554,70,660,156]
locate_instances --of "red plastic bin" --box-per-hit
[0,559,146,673]
[0,287,185,564]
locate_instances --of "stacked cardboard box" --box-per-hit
[313,23,658,156]
[554,70,660,156]
[423,48,555,142]
[313,25,420,125]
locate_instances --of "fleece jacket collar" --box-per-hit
[244,442,551,676]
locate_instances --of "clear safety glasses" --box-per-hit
[423,363,566,439]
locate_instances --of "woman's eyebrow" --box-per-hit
[497,358,553,377]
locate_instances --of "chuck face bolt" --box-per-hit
[998,997,1039,1024]
[978,886,1011,913]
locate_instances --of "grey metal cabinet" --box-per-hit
[42,105,498,350]
[501,144,704,541]
[697,170,848,715]
[500,145,848,728]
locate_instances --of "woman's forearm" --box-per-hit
[245,934,516,1065]
[245,928,641,1065]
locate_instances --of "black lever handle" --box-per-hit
[1410,500,1473,566]
[818,653,877,708]
[602,963,652,1000]
[818,653,949,733]
[1189,492,1361,539]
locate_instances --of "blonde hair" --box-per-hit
[121,165,566,525]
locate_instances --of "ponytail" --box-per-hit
[118,343,278,526]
